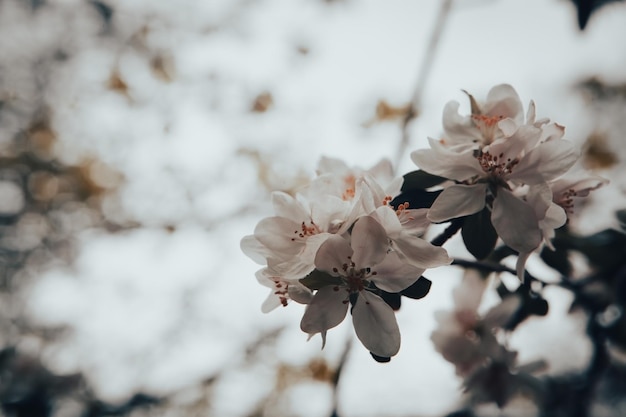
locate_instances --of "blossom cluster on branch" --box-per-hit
[241,85,607,366]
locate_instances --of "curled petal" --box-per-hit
[352,291,401,357]
[428,184,487,223]
[240,235,270,264]
[301,286,349,335]
[492,189,542,253]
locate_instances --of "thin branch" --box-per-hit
[394,0,454,172]
[430,218,463,247]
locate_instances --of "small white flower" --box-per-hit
[441,84,524,150]
[300,216,424,357]
[412,123,579,254]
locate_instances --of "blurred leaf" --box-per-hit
[299,269,342,290]
[572,0,625,30]
[582,131,617,169]
[362,100,411,127]
[462,207,497,260]
[401,170,446,191]
[370,352,391,363]
[150,54,175,83]
[400,276,432,300]
[617,209,626,231]
[251,92,274,113]
[540,243,572,277]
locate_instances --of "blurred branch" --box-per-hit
[394,0,454,172]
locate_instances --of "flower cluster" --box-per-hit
[242,157,451,357]
[412,84,606,276]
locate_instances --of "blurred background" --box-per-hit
[0,0,625,416]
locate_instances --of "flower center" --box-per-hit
[472,114,505,143]
[331,257,377,295]
[342,174,356,200]
[475,150,519,179]
[291,221,320,241]
[272,278,290,307]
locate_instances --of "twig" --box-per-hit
[430,218,463,247]
[393,0,454,172]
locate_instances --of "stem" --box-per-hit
[394,0,454,172]
[430,218,463,247]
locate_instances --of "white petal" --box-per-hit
[272,191,309,223]
[314,235,353,275]
[352,291,401,357]
[509,140,579,184]
[411,140,483,181]
[492,189,542,253]
[373,205,403,238]
[350,216,389,270]
[428,184,487,222]
[485,84,523,124]
[393,232,452,269]
[300,286,349,335]
[240,235,270,264]
[369,251,424,292]
[288,284,314,304]
[483,295,522,328]
[261,291,283,313]
[254,217,302,257]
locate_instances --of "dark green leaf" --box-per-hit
[299,269,342,290]
[540,245,572,277]
[401,170,447,191]
[462,207,498,260]
[370,352,391,363]
[391,189,442,210]
[400,276,431,300]
[617,209,626,231]
[379,291,401,310]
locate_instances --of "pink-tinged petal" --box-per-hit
[261,292,282,313]
[551,175,609,198]
[485,84,523,124]
[492,189,542,253]
[398,208,431,235]
[255,217,302,256]
[370,252,424,292]
[301,286,349,335]
[411,141,483,181]
[352,291,401,357]
[428,184,487,223]
[453,268,488,311]
[540,123,565,142]
[393,233,452,269]
[483,295,522,328]
[271,191,309,223]
[288,283,313,304]
[350,216,389,270]
[316,156,349,175]
[314,235,353,276]
[526,100,536,124]
[240,235,270,264]
[442,101,482,143]
[373,206,403,239]
[490,124,542,160]
[497,118,518,137]
[509,140,579,185]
